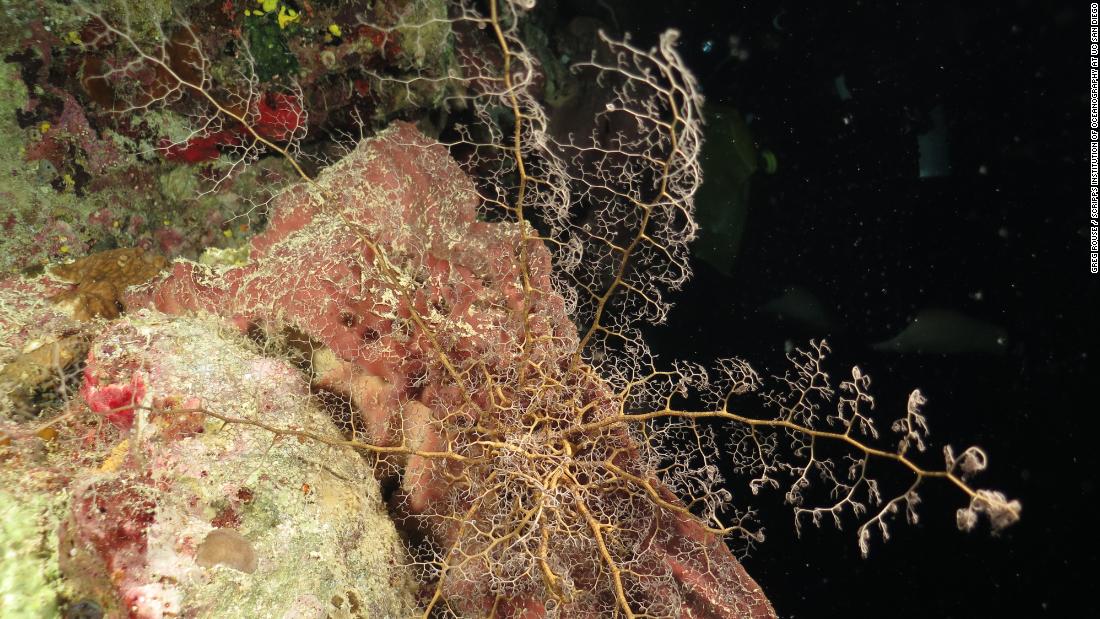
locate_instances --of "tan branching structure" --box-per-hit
[6,1,1019,617]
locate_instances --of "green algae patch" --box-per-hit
[0,488,65,618]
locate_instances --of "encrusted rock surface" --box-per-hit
[2,308,417,618]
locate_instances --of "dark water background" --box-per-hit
[539,0,1090,616]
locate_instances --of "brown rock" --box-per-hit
[195,528,258,574]
[50,247,167,320]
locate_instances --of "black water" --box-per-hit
[539,1,1089,616]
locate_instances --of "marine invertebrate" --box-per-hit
[123,121,775,616]
[0,1,1019,617]
[49,247,167,320]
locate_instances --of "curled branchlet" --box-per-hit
[957,489,1022,533]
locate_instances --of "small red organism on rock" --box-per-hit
[254,92,303,141]
[158,132,240,164]
[155,93,302,164]
[80,358,146,430]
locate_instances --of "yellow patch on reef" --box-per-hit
[277,6,300,29]
[35,426,58,442]
[99,439,130,472]
[328,24,342,37]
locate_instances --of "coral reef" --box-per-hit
[0,1,1019,617]
[62,312,417,618]
[1,307,418,618]
[0,246,165,419]
[0,0,454,277]
[124,122,776,617]
[0,272,86,420]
